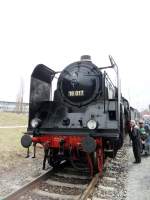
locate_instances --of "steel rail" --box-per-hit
[3,168,99,200]
[3,169,53,200]
[79,173,99,200]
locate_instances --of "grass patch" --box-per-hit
[0,127,43,171]
[0,113,43,171]
[0,128,29,169]
[0,112,28,126]
[0,128,25,151]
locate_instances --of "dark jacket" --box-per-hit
[129,126,141,141]
[129,125,141,162]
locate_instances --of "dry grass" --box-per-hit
[0,112,28,126]
[0,113,28,169]
[0,128,25,151]
[0,128,26,168]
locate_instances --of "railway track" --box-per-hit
[3,166,99,200]
[3,140,128,200]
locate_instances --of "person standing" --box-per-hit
[129,120,141,163]
[139,120,146,135]
[139,120,147,151]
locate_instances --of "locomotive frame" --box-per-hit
[21,55,130,176]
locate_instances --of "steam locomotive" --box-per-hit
[21,55,131,176]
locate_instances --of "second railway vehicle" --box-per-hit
[21,55,130,176]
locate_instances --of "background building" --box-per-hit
[0,101,29,113]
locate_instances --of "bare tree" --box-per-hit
[16,78,24,113]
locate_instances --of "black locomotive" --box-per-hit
[21,55,130,176]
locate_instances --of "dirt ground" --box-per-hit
[91,137,150,200]
[0,112,27,173]
[0,113,47,198]
[0,128,25,170]
[1,113,150,200]
[0,146,46,198]
[0,128,46,198]
[126,147,150,200]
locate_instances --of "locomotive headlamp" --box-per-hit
[87,120,97,130]
[31,118,41,128]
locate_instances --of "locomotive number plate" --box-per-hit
[68,90,84,96]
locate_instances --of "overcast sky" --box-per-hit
[0,0,150,111]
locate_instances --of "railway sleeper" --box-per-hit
[33,189,80,200]
[46,179,87,189]
[54,172,91,180]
